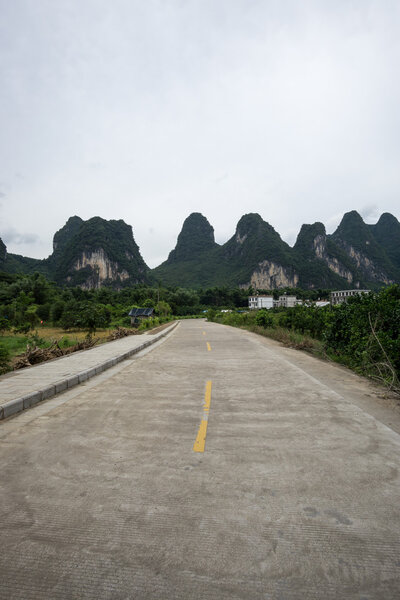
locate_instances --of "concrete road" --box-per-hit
[1,319,399,599]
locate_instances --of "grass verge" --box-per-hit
[238,324,324,356]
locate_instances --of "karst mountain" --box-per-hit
[1,210,400,290]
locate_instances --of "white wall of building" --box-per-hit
[248,296,274,310]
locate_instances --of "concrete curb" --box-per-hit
[0,321,179,421]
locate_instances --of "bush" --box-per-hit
[138,316,161,331]
[0,345,10,374]
[60,301,111,333]
[210,286,400,392]
[13,322,32,334]
[255,309,274,328]
[324,286,400,388]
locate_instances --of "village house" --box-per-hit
[330,290,370,305]
[248,294,301,310]
[128,307,154,326]
[276,295,298,308]
[248,295,274,310]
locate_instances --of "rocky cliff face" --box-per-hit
[69,248,131,289]
[222,214,297,287]
[293,222,356,288]
[53,216,149,288]
[335,241,394,285]
[311,233,355,283]
[330,211,398,285]
[0,216,149,288]
[248,260,299,289]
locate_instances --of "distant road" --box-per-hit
[1,319,399,599]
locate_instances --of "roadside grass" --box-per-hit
[211,311,325,357]
[0,319,175,374]
[35,326,113,344]
[0,327,115,360]
[239,324,325,357]
[0,335,32,357]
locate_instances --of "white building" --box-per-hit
[330,289,370,305]
[248,295,274,310]
[277,295,299,308]
[249,295,302,309]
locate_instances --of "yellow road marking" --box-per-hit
[193,381,212,453]
[202,331,206,335]
[204,380,212,410]
[193,420,208,453]
[206,342,211,351]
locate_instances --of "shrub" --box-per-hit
[324,285,400,389]
[255,309,274,328]
[0,345,10,374]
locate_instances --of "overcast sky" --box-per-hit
[0,0,399,267]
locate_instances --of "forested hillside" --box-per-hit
[1,210,400,290]
[154,210,400,290]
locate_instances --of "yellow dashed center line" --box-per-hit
[193,381,212,453]
[206,342,211,351]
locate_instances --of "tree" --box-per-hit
[76,303,111,334]
[0,316,10,335]
[155,301,171,317]
[25,304,40,330]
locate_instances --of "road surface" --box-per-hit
[0,319,399,599]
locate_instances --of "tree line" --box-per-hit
[0,271,265,333]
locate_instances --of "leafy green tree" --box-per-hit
[155,301,171,317]
[50,300,66,324]
[60,300,80,330]
[25,304,40,330]
[142,298,155,308]
[324,286,400,385]
[76,303,111,334]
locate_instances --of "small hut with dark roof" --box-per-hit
[128,307,154,327]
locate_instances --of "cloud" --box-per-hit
[213,172,229,184]
[0,192,6,199]
[325,212,346,234]
[86,162,105,170]
[0,1,399,266]
[2,228,39,245]
[359,204,380,223]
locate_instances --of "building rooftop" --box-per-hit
[128,308,154,317]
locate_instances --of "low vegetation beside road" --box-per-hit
[0,321,173,373]
[1,270,399,394]
[209,285,400,395]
